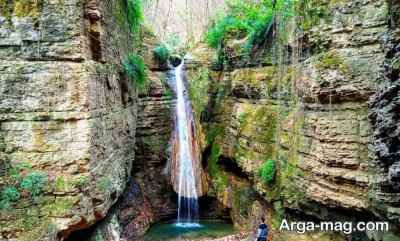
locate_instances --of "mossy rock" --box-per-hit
[41,196,77,217]
[0,0,42,20]
[315,51,349,73]
[207,143,229,192]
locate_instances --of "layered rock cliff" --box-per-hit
[186,0,400,240]
[0,0,138,240]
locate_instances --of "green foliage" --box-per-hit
[258,159,276,184]
[1,162,48,209]
[0,186,20,209]
[123,54,148,90]
[21,172,47,198]
[127,0,144,33]
[9,162,32,182]
[207,144,229,191]
[113,0,143,34]
[2,186,20,201]
[205,126,223,146]
[295,0,329,31]
[73,175,89,188]
[0,0,43,20]
[205,0,294,51]
[188,68,210,116]
[153,44,171,64]
[206,13,248,49]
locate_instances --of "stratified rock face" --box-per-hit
[188,0,399,238]
[0,0,137,240]
[117,69,177,240]
[369,0,400,225]
[134,70,177,215]
[294,0,390,219]
[86,74,171,241]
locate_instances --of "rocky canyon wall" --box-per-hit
[187,0,400,240]
[0,0,138,240]
[370,0,400,229]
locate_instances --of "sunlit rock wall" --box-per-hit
[288,0,388,218]
[0,0,137,240]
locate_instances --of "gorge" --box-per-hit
[0,0,400,241]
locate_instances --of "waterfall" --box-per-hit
[172,60,201,227]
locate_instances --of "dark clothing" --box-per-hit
[257,223,268,241]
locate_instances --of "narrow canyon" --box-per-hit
[0,0,400,241]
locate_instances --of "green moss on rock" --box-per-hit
[207,144,229,192]
[14,0,42,18]
[41,196,77,217]
[295,0,329,31]
[315,51,349,73]
[188,67,210,118]
[0,0,42,20]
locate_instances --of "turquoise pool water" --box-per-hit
[143,220,238,241]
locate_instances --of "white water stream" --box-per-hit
[174,61,200,227]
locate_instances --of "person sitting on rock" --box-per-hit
[255,217,268,241]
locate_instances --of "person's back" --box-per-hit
[256,218,268,241]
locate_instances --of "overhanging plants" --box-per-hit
[122,54,148,91]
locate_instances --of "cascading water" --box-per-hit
[172,60,201,228]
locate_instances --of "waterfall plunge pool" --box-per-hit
[143,219,238,241]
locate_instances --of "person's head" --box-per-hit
[261,217,265,223]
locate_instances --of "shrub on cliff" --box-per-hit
[206,13,248,49]
[153,44,171,64]
[123,54,148,90]
[259,159,276,184]
[127,0,144,33]
[205,0,294,58]
[206,0,292,48]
